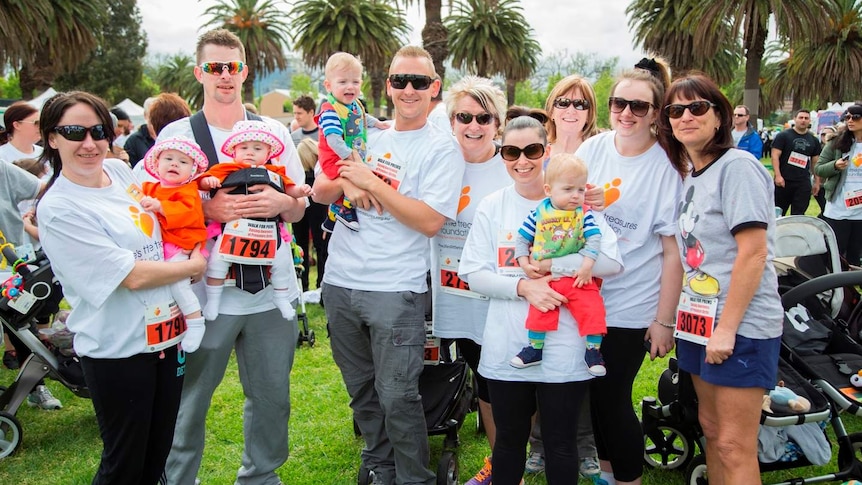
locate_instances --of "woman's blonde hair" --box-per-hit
[296,138,319,172]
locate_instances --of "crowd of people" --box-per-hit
[1,23,859,485]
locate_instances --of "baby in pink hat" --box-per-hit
[140,136,211,352]
[200,120,311,321]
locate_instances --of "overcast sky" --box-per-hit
[139,0,645,73]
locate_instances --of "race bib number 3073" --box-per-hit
[674,292,718,346]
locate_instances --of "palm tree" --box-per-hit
[504,37,541,106]
[1,0,106,96]
[392,1,450,85]
[688,0,833,118]
[155,54,205,110]
[785,0,862,104]
[202,0,293,103]
[626,0,740,85]
[445,0,541,104]
[290,0,410,115]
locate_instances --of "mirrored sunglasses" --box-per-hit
[608,97,654,117]
[53,124,110,142]
[664,101,716,119]
[200,61,245,75]
[500,143,545,161]
[388,74,433,90]
[455,112,495,125]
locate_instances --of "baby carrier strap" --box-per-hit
[191,110,262,168]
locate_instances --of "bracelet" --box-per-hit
[652,318,675,329]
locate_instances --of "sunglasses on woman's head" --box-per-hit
[199,61,245,75]
[388,74,433,90]
[553,97,590,111]
[500,143,545,161]
[504,108,548,125]
[53,124,110,142]
[454,112,495,126]
[608,97,654,117]
[663,101,716,119]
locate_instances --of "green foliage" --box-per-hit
[593,70,614,130]
[290,73,315,99]
[53,0,148,105]
[152,53,204,111]
[283,99,293,112]
[0,74,22,99]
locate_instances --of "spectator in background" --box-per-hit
[124,96,157,167]
[772,110,821,216]
[107,112,131,166]
[0,102,43,164]
[148,93,193,136]
[731,105,763,160]
[110,106,133,147]
[291,95,319,146]
[243,102,258,114]
[292,138,329,291]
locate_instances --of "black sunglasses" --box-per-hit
[505,108,548,125]
[200,61,245,75]
[500,143,545,161]
[455,112,495,126]
[553,97,590,111]
[388,74,433,90]
[53,124,110,142]
[664,101,717,119]
[844,113,862,121]
[608,97,654,117]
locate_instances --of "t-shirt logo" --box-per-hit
[603,178,623,208]
[458,185,471,215]
[129,206,155,237]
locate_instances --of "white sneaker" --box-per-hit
[524,451,545,473]
[27,385,62,410]
[579,456,601,477]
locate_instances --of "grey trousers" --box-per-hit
[323,285,435,485]
[165,307,297,485]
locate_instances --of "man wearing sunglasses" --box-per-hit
[160,29,306,485]
[772,109,822,216]
[732,105,763,161]
[314,46,464,485]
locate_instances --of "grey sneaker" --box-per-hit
[524,451,545,473]
[27,385,62,410]
[579,456,601,477]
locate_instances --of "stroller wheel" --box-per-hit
[436,450,458,485]
[684,454,708,485]
[839,432,862,470]
[0,411,23,459]
[308,330,316,347]
[643,423,694,470]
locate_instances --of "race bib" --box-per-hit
[439,253,488,300]
[218,219,277,265]
[366,153,405,190]
[674,292,718,346]
[145,301,186,352]
[496,230,522,276]
[787,151,809,169]
[844,189,862,210]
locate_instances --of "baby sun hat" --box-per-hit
[143,136,209,181]
[221,119,285,160]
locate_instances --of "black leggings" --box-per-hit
[591,327,648,482]
[488,379,588,485]
[822,216,862,266]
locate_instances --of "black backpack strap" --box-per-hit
[190,110,262,168]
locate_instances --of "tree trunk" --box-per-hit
[743,18,768,120]
[244,69,256,104]
[506,78,516,107]
[18,49,57,99]
[370,69,386,117]
[421,0,448,85]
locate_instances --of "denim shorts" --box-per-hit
[677,334,780,389]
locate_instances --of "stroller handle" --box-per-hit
[2,246,30,276]
[781,270,862,310]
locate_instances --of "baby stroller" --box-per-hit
[0,244,89,459]
[356,335,475,485]
[289,235,315,347]
[641,216,862,484]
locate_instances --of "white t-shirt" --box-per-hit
[824,143,862,220]
[156,114,305,315]
[459,185,621,383]
[0,143,42,164]
[39,159,176,358]
[323,122,464,292]
[431,152,510,342]
[576,132,682,329]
